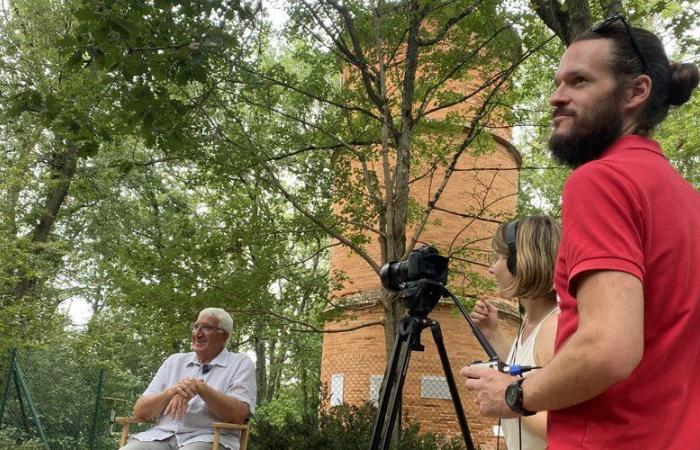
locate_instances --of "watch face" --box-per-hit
[505,382,519,407]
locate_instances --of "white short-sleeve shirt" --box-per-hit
[133,349,256,450]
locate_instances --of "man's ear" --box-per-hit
[623,74,652,112]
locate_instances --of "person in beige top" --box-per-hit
[468,216,561,449]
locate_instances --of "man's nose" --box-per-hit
[550,84,568,107]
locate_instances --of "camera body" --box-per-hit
[379,246,449,317]
[380,245,448,291]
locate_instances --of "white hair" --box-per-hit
[199,307,233,345]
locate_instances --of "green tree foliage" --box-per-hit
[255,0,537,353]
[0,0,262,302]
[0,0,327,427]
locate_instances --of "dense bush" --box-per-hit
[0,344,139,450]
[0,426,44,450]
[250,403,465,450]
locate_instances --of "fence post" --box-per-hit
[88,368,104,450]
[14,363,50,450]
[0,349,16,429]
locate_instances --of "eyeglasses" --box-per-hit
[191,323,224,334]
[591,14,650,74]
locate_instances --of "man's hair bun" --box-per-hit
[668,62,699,106]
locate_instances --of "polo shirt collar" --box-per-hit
[601,134,664,159]
[186,348,230,369]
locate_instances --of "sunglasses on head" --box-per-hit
[591,15,650,74]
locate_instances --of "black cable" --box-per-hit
[497,418,501,450]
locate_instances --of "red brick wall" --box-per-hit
[320,302,520,447]
[324,55,520,445]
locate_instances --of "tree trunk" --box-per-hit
[598,0,623,20]
[253,323,268,403]
[532,0,597,46]
[11,142,80,300]
[567,0,592,40]
[380,0,422,360]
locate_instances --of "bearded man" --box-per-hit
[462,16,700,449]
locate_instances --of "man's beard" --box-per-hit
[548,96,624,168]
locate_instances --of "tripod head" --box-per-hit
[397,278,444,318]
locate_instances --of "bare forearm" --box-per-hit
[133,389,174,421]
[477,326,510,361]
[198,384,250,423]
[463,273,643,419]
[523,328,639,412]
[523,273,643,412]
[488,330,511,361]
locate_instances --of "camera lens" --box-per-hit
[380,261,402,291]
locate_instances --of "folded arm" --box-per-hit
[195,380,250,424]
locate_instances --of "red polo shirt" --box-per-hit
[549,135,700,449]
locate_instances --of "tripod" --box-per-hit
[369,314,474,450]
[369,286,501,450]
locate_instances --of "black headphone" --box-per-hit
[505,220,519,275]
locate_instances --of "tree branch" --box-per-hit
[418,0,485,46]
[531,0,571,45]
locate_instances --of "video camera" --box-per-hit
[379,246,448,317]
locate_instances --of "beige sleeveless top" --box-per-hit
[501,308,558,450]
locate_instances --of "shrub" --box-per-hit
[0,426,45,450]
[250,402,465,450]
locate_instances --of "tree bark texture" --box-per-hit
[11,142,80,300]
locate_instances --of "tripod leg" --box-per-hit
[370,317,423,450]
[370,324,408,450]
[430,321,476,450]
[379,327,418,450]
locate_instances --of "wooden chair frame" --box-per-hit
[115,417,249,450]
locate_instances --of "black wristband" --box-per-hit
[505,378,536,416]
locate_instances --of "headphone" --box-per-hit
[505,220,519,275]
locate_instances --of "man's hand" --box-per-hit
[163,378,205,420]
[460,365,520,418]
[163,394,189,420]
[170,377,201,400]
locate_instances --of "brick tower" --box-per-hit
[319,17,523,445]
[320,126,522,447]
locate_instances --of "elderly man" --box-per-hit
[121,308,256,450]
[462,16,699,449]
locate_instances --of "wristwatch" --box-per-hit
[505,378,536,416]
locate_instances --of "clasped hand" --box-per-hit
[164,378,204,420]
